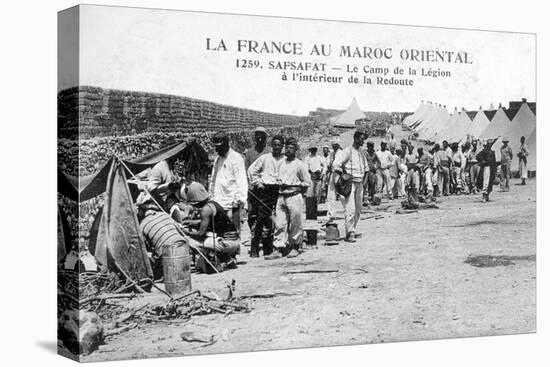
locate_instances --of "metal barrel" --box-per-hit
[162,242,192,295]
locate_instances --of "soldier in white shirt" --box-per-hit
[247,135,286,259]
[303,144,324,199]
[209,132,248,237]
[333,130,369,242]
[375,141,394,200]
[273,137,310,258]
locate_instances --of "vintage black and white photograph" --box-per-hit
[57,5,536,362]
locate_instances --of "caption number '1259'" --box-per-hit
[236,59,261,69]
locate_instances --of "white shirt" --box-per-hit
[304,155,324,174]
[376,150,394,170]
[209,149,248,210]
[278,158,311,193]
[333,146,369,181]
[247,153,285,186]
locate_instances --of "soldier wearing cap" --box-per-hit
[247,134,286,259]
[244,127,271,170]
[364,141,380,204]
[326,140,343,218]
[146,155,184,222]
[333,130,369,242]
[476,139,498,202]
[181,182,240,272]
[304,143,324,199]
[209,131,248,237]
[273,137,310,258]
[375,141,394,200]
[518,136,529,185]
[320,145,331,203]
[500,137,513,192]
[137,195,190,280]
[244,127,271,246]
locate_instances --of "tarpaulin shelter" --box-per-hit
[57,137,209,282]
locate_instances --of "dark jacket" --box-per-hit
[475,149,497,192]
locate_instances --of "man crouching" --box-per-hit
[137,197,191,280]
[181,182,240,273]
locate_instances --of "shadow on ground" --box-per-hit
[464,254,536,268]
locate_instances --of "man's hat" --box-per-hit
[308,143,318,151]
[182,182,210,205]
[502,137,510,142]
[254,127,267,135]
[212,131,229,146]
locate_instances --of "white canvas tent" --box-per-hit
[437,109,473,144]
[480,106,512,140]
[418,105,451,141]
[491,102,536,164]
[403,101,427,127]
[526,129,536,172]
[331,98,367,128]
[410,102,437,130]
[460,108,494,144]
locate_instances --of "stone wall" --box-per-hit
[58,86,308,139]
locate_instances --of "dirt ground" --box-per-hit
[83,128,536,362]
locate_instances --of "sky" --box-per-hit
[60,5,536,116]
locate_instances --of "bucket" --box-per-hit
[305,229,318,247]
[325,222,340,245]
[162,242,192,295]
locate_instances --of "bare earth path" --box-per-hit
[84,174,536,361]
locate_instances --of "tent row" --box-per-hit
[403,100,536,171]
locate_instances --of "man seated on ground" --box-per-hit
[181,182,240,272]
[137,196,190,280]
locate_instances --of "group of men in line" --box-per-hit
[136,126,531,275]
